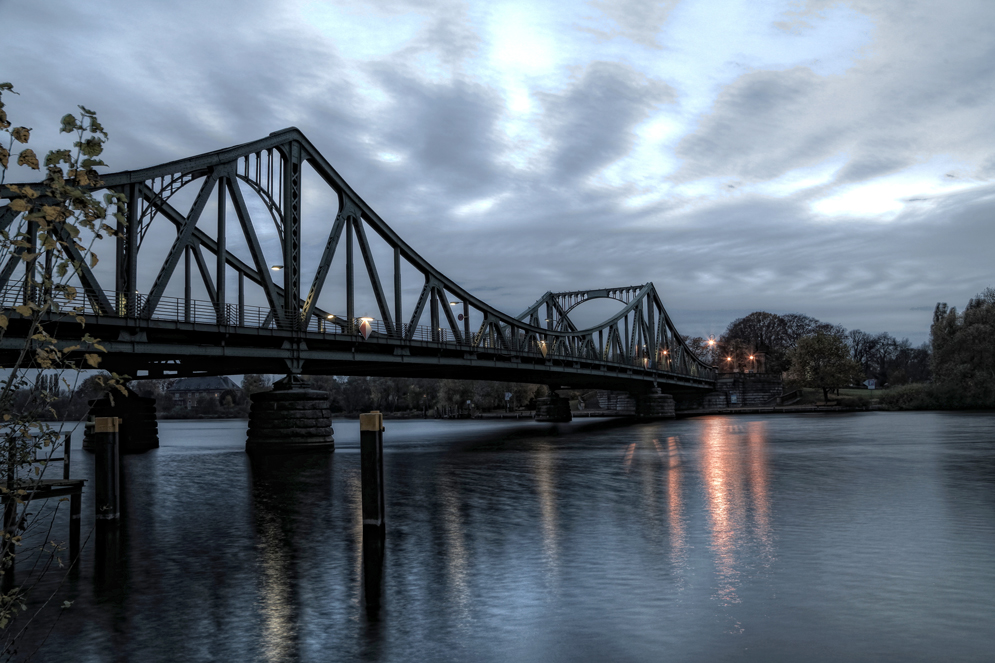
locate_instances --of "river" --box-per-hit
[14,412,995,662]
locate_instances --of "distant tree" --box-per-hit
[437,379,475,414]
[369,377,401,412]
[929,289,995,407]
[340,376,373,413]
[241,374,270,395]
[683,336,722,365]
[721,312,791,372]
[788,330,865,403]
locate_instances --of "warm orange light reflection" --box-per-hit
[533,440,560,577]
[699,417,771,607]
[665,436,686,566]
[439,470,470,614]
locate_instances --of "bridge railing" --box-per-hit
[0,281,716,381]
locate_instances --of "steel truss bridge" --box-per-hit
[0,128,716,394]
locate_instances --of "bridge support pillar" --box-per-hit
[246,376,334,454]
[635,389,676,420]
[535,392,572,423]
[83,387,158,453]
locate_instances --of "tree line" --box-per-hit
[684,288,993,408]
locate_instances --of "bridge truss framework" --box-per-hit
[0,128,716,394]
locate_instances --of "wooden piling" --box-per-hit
[92,417,121,525]
[359,411,385,529]
[360,411,386,618]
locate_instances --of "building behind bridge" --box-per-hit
[167,377,242,409]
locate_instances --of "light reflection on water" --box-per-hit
[16,413,995,662]
[533,440,560,580]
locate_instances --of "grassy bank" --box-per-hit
[792,384,994,410]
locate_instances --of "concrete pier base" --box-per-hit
[535,393,572,423]
[246,376,334,454]
[635,389,676,420]
[83,388,158,453]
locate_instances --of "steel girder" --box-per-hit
[0,128,717,386]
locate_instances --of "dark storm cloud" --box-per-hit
[538,62,676,183]
[3,0,994,345]
[674,0,995,187]
[674,66,842,183]
[367,67,505,194]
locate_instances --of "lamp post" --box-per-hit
[359,316,374,340]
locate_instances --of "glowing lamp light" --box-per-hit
[327,314,336,320]
[271,265,283,271]
[358,317,374,340]
[539,340,548,358]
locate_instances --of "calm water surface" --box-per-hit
[18,412,995,662]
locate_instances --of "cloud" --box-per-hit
[538,62,677,183]
[3,0,995,348]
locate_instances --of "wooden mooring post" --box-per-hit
[91,417,121,525]
[360,411,385,530]
[360,411,386,617]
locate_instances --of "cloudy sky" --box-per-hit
[3,0,994,344]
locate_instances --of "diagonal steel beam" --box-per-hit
[436,281,463,344]
[405,278,431,341]
[137,183,260,286]
[301,203,350,328]
[190,241,218,306]
[0,247,25,294]
[0,206,18,233]
[141,171,220,318]
[224,170,286,326]
[50,223,115,316]
[353,216,395,336]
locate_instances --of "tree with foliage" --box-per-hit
[721,312,790,372]
[929,289,995,407]
[1,83,124,649]
[788,330,865,403]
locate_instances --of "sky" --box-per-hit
[3,0,994,345]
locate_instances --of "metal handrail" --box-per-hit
[0,281,717,381]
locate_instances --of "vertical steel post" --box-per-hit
[346,218,354,333]
[430,287,439,342]
[23,217,37,306]
[126,183,138,316]
[463,300,470,345]
[283,142,302,329]
[115,187,127,313]
[184,246,191,322]
[217,177,227,325]
[238,271,245,327]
